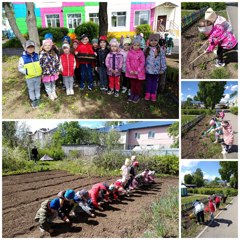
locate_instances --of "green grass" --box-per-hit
[181,115,198,126]
[210,68,230,79]
[181,10,195,18]
[142,186,179,238]
[181,194,209,205]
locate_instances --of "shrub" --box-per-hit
[38,147,64,160]
[182,109,214,115]
[38,27,69,42]
[230,106,238,115]
[187,187,238,196]
[210,68,230,79]
[75,22,98,41]
[135,24,153,40]
[2,38,22,48]
[181,3,226,10]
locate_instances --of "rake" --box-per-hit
[189,52,206,70]
[197,40,208,55]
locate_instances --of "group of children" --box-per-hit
[204,110,234,154]
[197,8,238,67]
[35,156,156,234]
[18,31,169,108]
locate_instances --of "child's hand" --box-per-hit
[91,213,96,217]
[74,51,78,55]
[94,52,97,56]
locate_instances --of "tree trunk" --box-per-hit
[26,3,40,53]
[3,3,26,48]
[99,2,108,36]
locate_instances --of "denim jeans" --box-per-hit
[44,81,56,95]
[79,64,93,88]
[98,66,108,88]
[63,76,74,91]
[26,76,41,101]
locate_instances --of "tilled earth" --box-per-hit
[2,170,178,238]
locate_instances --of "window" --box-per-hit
[67,13,82,29]
[46,14,60,27]
[135,132,140,139]
[111,12,126,27]
[134,10,150,26]
[148,131,155,139]
[89,13,99,24]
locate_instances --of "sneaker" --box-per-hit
[30,100,37,109]
[66,89,70,96]
[213,49,217,55]
[221,149,227,154]
[52,91,58,99]
[70,89,74,95]
[100,87,105,91]
[48,93,55,101]
[132,95,140,103]
[114,91,119,97]
[39,227,45,233]
[128,95,134,102]
[88,86,93,91]
[73,82,78,87]
[93,81,97,87]
[121,87,127,94]
[80,85,85,90]
[107,89,114,95]
[145,93,150,101]
[215,60,225,67]
[151,94,157,102]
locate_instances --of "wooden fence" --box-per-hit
[182,7,209,32]
[181,114,205,135]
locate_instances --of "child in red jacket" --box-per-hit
[208,197,216,221]
[60,43,76,95]
[75,34,96,90]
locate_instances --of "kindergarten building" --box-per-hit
[5,1,180,38]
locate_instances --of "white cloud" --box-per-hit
[220,94,230,103]
[187,88,192,91]
[204,174,217,181]
[187,94,193,99]
[230,85,238,91]
[181,160,200,168]
[181,93,184,96]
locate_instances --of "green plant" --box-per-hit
[199,62,207,70]
[75,22,99,41]
[187,187,238,196]
[230,106,238,115]
[38,27,69,41]
[135,24,153,40]
[210,68,230,79]
[182,109,214,115]
[199,33,208,41]
[234,63,238,70]
[2,38,22,48]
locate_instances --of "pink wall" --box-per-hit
[40,8,64,28]
[130,3,156,31]
[62,2,84,7]
[127,126,173,147]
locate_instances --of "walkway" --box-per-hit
[226,3,238,39]
[198,196,238,238]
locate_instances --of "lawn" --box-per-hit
[181,194,209,205]
[181,115,198,126]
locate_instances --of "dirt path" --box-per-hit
[2,170,178,238]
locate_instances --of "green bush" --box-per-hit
[188,187,238,196]
[75,22,98,41]
[135,24,153,40]
[2,38,22,48]
[38,147,64,160]
[181,2,226,11]
[38,27,69,42]
[230,106,238,115]
[210,68,230,79]
[182,109,214,115]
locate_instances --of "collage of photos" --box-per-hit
[1,0,239,239]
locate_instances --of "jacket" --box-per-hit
[145,46,167,74]
[209,201,216,213]
[121,165,131,183]
[119,49,129,72]
[18,51,42,80]
[75,42,95,64]
[126,48,145,80]
[207,24,237,52]
[216,124,234,145]
[39,50,60,76]
[96,48,110,67]
[194,202,204,214]
[105,52,123,76]
[60,53,76,77]
[88,183,108,208]
[35,200,57,231]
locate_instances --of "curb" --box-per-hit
[196,198,235,238]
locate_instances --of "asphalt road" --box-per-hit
[226,3,238,39]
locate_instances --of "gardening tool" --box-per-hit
[197,40,208,55]
[189,52,206,70]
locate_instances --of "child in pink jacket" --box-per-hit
[126,38,145,103]
[198,20,237,67]
[105,39,123,97]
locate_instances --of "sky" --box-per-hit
[181,160,221,183]
[19,120,106,132]
[181,81,238,103]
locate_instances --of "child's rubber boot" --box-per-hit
[145,93,150,100]
[48,93,55,101]
[151,94,157,102]
[52,91,58,99]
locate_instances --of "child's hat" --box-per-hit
[209,119,215,126]
[72,39,79,44]
[64,189,75,200]
[50,198,60,210]
[62,35,71,44]
[25,40,35,48]
[80,34,88,40]
[109,38,119,47]
[149,34,160,42]
[99,36,108,44]
[205,8,218,23]
[62,43,70,49]
[123,38,132,45]
[125,158,131,166]
[133,161,139,167]
[133,36,142,45]
[44,33,53,40]
[42,39,53,46]
[91,38,98,44]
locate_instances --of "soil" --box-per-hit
[2,56,178,119]
[181,116,222,159]
[2,170,178,238]
[181,21,238,79]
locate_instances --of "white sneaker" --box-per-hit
[39,227,45,233]
[70,89,74,95]
[52,91,58,99]
[48,93,55,101]
[66,89,70,95]
[221,150,227,154]
[121,87,127,94]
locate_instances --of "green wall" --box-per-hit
[16,17,42,34]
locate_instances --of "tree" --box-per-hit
[230,90,237,98]
[26,3,40,52]
[184,174,193,184]
[167,122,179,148]
[100,130,121,151]
[219,161,238,189]
[193,95,199,101]
[99,2,108,36]
[2,121,18,148]
[193,168,204,187]
[104,121,123,127]
[197,82,227,109]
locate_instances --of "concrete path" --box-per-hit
[226,3,238,39]
[198,196,238,238]
[223,112,238,159]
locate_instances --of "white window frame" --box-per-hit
[111,11,127,28]
[45,14,60,28]
[148,131,155,139]
[89,13,99,24]
[66,13,82,29]
[135,132,140,139]
[134,10,150,26]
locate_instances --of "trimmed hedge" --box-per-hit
[75,22,98,41]
[135,24,153,41]
[182,109,215,115]
[188,187,238,196]
[230,106,238,115]
[38,27,69,42]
